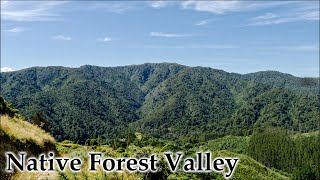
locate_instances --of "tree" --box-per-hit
[31,112,50,132]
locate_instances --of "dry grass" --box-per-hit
[0,115,55,147]
[12,171,58,180]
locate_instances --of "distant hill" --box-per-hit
[1,63,319,144]
[243,71,318,94]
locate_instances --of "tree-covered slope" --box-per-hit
[132,67,238,140]
[1,63,318,143]
[244,71,318,94]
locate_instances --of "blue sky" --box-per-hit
[1,1,319,77]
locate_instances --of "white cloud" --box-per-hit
[252,13,277,21]
[195,19,214,26]
[248,2,319,26]
[179,0,318,20]
[181,1,242,14]
[1,1,67,22]
[102,37,111,42]
[149,1,174,9]
[1,67,15,72]
[150,32,190,38]
[249,12,319,26]
[300,11,319,21]
[52,35,72,41]
[98,37,112,42]
[6,27,26,33]
[88,2,135,13]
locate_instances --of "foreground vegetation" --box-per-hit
[55,138,289,180]
[3,127,317,179]
[0,97,57,179]
[54,128,319,180]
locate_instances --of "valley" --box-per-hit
[1,63,319,179]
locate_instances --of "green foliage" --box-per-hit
[214,150,289,179]
[244,71,318,94]
[56,140,82,154]
[249,127,295,170]
[30,112,50,132]
[207,135,249,154]
[249,127,320,179]
[1,63,318,144]
[0,96,18,117]
[2,93,317,179]
[85,139,99,146]
[56,138,289,180]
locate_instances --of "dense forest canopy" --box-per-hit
[1,63,319,144]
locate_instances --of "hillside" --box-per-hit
[0,97,57,179]
[244,71,318,94]
[1,63,319,143]
[0,95,317,179]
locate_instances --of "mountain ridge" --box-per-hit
[1,63,318,144]
[2,63,318,79]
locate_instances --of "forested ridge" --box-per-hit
[1,63,319,179]
[1,63,319,144]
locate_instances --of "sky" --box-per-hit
[1,1,319,77]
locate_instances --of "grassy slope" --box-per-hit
[1,115,55,146]
[0,115,57,179]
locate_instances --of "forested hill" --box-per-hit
[1,63,319,144]
[243,71,318,94]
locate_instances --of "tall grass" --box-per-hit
[0,115,55,147]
